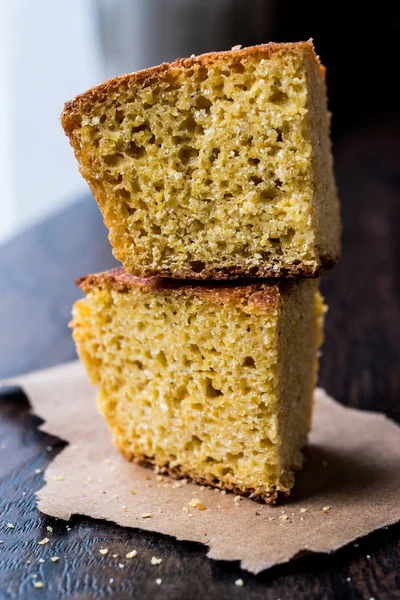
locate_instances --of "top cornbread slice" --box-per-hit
[62,40,341,279]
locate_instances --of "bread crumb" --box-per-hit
[188,498,199,508]
[235,578,244,586]
[156,578,162,585]
[156,475,164,482]
[99,548,108,555]
[280,514,289,521]
[46,526,53,533]
[51,557,59,563]
[231,45,242,51]
[53,475,64,481]
[322,506,330,513]
[38,538,49,545]
[87,477,93,482]
[33,581,44,589]
[141,513,152,519]
[7,523,14,529]
[126,550,137,559]
[151,556,162,565]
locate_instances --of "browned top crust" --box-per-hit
[61,40,323,135]
[76,267,305,310]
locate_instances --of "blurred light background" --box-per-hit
[0,0,398,243]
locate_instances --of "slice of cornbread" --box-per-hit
[62,40,340,280]
[71,268,325,502]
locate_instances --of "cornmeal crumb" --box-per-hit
[33,581,44,589]
[38,538,49,545]
[280,514,289,521]
[46,526,53,533]
[151,556,162,565]
[141,513,152,518]
[235,579,244,587]
[188,498,199,508]
[126,550,137,559]
[53,475,64,481]
[87,477,93,482]
[7,523,14,529]
[51,557,59,563]
[300,508,307,513]
[99,548,108,555]
[322,506,330,513]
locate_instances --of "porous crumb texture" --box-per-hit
[62,41,341,279]
[71,271,325,502]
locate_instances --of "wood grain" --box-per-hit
[1,125,400,599]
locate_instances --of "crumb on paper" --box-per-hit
[38,538,49,545]
[87,477,93,483]
[50,557,59,563]
[46,526,53,533]
[7,523,15,529]
[151,556,162,565]
[53,475,64,481]
[99,548,108,555]
[141,513,152,519]
[33,581,44,589]
[156,578,162,585]
[126,550,137,559]
[235,578,244,586]
[188,498,199,508]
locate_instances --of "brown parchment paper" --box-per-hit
[4,361,400,574]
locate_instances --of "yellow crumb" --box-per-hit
[33,581,44,589]
[99,548,108,555]
[53,476,64,481]
[141,513,152,519]
[280,515,289,521]
[46,526,53,533]
[151,556,162,565]
[126,550,137,559]
[322,506,331,513]
[7,523,14,529]
[188,498,199,508]
[235,579,244,587]
[51,557,59,563]
[156,578,162,585]
[87,477,93,482]
[300,508,307,513]
[38,538,49,545]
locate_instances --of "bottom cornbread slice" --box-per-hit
[72,268,325,503]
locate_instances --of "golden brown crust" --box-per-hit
[120,447,287,504]
[76,267,302,310]
[61,40,323,136]
[119,252,339,281]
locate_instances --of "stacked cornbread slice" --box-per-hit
[64,41,340,502]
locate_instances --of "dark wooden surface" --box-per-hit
[1,124,400,599]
